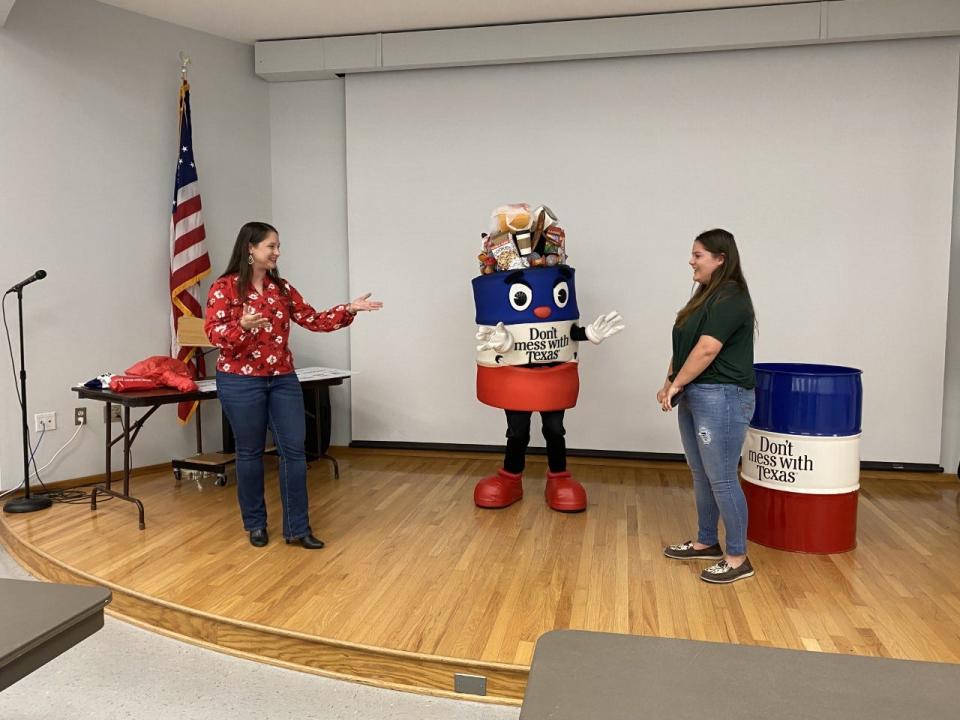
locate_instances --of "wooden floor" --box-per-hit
[2,448,960,704]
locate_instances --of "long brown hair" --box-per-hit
[220,221,288,297]
[675,228,753,328]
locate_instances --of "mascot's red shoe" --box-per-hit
[474,468,523,508]
[545,470,587,512]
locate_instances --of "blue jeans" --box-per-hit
[677,383,756,556]
[216,371,311,539]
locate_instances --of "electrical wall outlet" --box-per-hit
[75,407,87,425]
[34,411,56,432]
[104,405,122,423]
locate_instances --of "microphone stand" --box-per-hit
[3,286,52,513]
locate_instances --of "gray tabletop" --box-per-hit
[521,630,958,719]
[0,578,112,691]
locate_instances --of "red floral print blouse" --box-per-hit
[204,274,354,376]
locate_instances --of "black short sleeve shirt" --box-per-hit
[671,284,755,388]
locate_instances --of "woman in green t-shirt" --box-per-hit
[656,228,757,584]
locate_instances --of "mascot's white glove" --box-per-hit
[585,311,625,344]
[476,322,514,353]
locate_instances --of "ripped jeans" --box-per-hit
[677,383,756,556]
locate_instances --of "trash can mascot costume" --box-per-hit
[472,204,624,512]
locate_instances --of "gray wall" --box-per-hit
[0,0,271,490]
[268,79,353,446]
[945,64,960,476]
[341,41,958,464]
[272,40,960,470]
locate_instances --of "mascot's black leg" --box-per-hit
[504,410,533,473]
[541,411,567,472]
[542,410,586,512]
[473,411,529,509]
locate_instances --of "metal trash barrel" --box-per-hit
[740,363,862,553]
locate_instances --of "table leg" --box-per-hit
[92,402,113,512]
[104,402,112,491]
[90,403,148,530]
[318,385,338,479]
[304,384,338,479]
[123,406,131,496]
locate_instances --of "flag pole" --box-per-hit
[170,50,211,425]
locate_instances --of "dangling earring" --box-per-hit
[247,254,254,265]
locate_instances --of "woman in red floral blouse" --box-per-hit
[205,221,382,549]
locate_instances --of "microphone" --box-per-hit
[6,270,47,294]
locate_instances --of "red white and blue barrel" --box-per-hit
[740,363,862,553]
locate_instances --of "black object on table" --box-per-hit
[0,578,111,692]
[520,630,959,720]
[72,368,347,530]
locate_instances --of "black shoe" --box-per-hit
[285,533,325,549]
[663,540,723,560]
[249,528,269,547]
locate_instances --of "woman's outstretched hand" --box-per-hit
[348,292,383,314]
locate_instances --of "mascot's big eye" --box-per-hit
[508,283,532,311]
[553,281,569,308]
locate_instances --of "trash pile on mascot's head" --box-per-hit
[477,204,567,274]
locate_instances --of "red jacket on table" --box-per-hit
[204,274,354,377]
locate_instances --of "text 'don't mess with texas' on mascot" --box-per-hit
[472,203,624,512]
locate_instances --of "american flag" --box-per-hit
[169,78,211,423]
